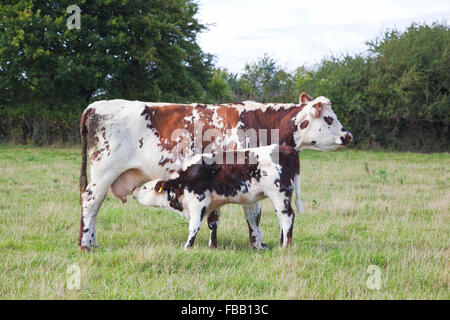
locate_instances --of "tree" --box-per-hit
[0,0,213,143]
[206,68,232,103]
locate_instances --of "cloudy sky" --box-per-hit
[196,0,450,74]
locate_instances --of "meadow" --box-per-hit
[0,145,448,299]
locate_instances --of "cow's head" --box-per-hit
[132,180,168,208]
[293,93,352,151]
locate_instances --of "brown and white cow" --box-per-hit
[133,145,301,249]
[78,93,352,250]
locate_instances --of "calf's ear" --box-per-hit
[155,180,165,193]
[299,92,313,104]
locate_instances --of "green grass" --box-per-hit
[0,145,448,299]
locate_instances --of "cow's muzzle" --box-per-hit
[340,132,353,146]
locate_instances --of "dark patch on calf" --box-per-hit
[200,207,206,221]
[274,145,300,196]
[247,221,257,245]
[197,193,206,201]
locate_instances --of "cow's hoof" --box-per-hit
[208,244,217,249]
[250,242,268,250]
[80,246,91,252]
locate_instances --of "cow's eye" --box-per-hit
[143,186,147,190]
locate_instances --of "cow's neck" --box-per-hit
[239,104,306,147]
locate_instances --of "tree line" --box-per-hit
[0,1,448,151]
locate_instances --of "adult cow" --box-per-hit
[78,93,352,250]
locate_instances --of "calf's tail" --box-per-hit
[294,173,304,215]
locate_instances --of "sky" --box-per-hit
[196,0,450,74]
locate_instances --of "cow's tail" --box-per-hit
[79,108,92,194]
[294,173,303,215]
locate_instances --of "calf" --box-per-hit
[132,144,302,249]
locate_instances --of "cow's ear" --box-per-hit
[299,92,313,104]
[155,180,165,193]
[311,102,323,118]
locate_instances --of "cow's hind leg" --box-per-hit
[242,202,267,249]
[270,196,295,248]
[78,171,118,250]
[207,209,220,248]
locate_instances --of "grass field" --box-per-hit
[0,145,448,299]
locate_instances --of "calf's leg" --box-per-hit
[242,202,267,249]
[207,209,220,248]
[269,196,295,248]
[184,206,206,250]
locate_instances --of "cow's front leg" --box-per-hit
[207,209,220,248]
[184,206,206,250]
[242,202,267,249]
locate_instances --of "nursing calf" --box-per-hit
[132,145,302,249]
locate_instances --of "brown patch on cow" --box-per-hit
[239,106,306,147]
[84,110,101,150]
[300,120,309,129]
[324,116,334,125]
[140,104,242,158]
[215,106,240,130]
[90,150,102,161]
[141,104,194,150]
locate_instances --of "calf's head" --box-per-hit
[132,180,168,207]
[294,93,353,151]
